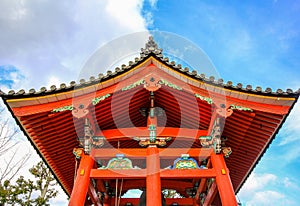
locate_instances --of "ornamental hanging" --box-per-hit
[98,154,140,169]
[169,154,203,169]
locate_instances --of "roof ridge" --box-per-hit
[0,36,299,98]
[140,36,163,58]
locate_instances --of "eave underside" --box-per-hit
[9,83,288,197]
[1,59,297,204]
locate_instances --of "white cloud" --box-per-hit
[226,29,254,60]
[246,190,285,206]
[274,102,300,163]
[0,1,150,204]
[280,144,300,164]
[49,190,68,206]
[278,102,300,146]
[105,0,145,31]
[148,0,158,8]
[240,172,277,193]
[283,177,299,189]
[0,0,149,93]
[238,172,300,206]
[143,10,154,27]
[262,102,300,165]
[47,76,62,89]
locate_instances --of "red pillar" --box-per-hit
[69,154,94,206]
[210,153,237,206]
[146,145,162,206]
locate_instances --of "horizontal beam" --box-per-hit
[160,169,216,179]
[90,168,216,179]
[159,148,213,158]
[166,198,194,205]
[96,127,208,140]
[91,148,213,159]
[110,197,194,205]
[90,169,146,179]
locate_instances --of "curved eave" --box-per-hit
[1,46,299,200]
[0,97,72,196]
[235,94,299,193]
[1,55,298,117]
[1,52,299,101]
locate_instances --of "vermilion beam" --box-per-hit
[91,148,213,159]
[158,148,213,159]
[110,197,194,205]
[160,168,216,178]
[203,181,217,206]
[210,153,238,206]
[91,148,147,158]
[95,127,208,140]
[10,83,119,116]
[190,85,292,115]
[91,168,215,180]
[9,65,293,117]
[69,154,94,206]
[90,169,147,179]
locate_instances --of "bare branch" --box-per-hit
[0,149,31,183]
[0,105,31,183]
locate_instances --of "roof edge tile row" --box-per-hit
[0,37,299,99]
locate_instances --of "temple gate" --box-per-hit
[1,37,299,205]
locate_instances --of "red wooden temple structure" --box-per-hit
[1,37,299,206]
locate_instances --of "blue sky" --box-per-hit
[0,0,300,205]
[143,1,300,205]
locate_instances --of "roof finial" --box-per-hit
[145,36,157,50]
[140,36,163,57]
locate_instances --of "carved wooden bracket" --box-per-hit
[80,118,105,154]
[134,136,172,147]
[72,103,89,118]
[199,117,232,157]
[216,103,233,118]
[73,148,84,159]
[144,74,161,92]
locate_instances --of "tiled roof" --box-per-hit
[1,36,299,99]
[0,36,299,201]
